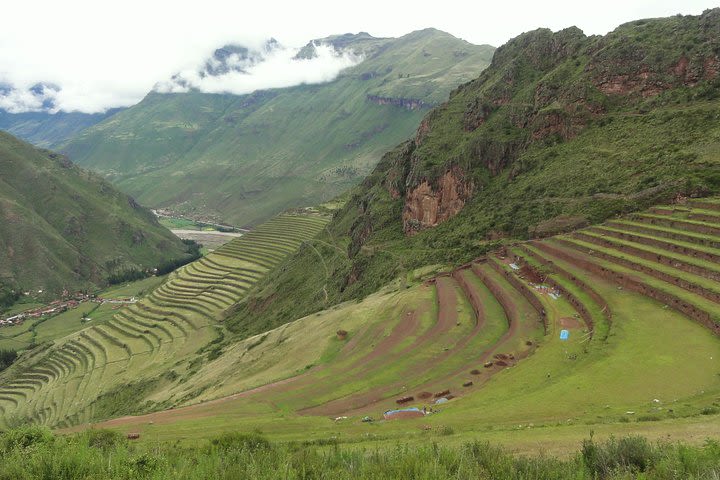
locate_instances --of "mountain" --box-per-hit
[0,79,123,149]
[61,29,495,227]
[0,131,194,306]
[0,109,121,149]
[226,8,720,336]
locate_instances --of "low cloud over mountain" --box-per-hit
[154,41,361,96]
[0,38,360,114]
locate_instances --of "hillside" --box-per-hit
[62,30,495,226]
[61,197,720,449]
[0,109,120,149]
[0,131,192,305]
[228,9,720,333]
[6,197,720,436]
[0,213,328,427]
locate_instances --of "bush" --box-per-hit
[84,429,125,450]
[0,349,17,372]
[0,283,20,310]
[0,425,54,453]
[129,452,165,476]
[107,267,148,285]
[582,435,655,478]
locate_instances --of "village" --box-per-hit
[0,291,137,328]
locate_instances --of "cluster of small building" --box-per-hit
[0,292,136,328]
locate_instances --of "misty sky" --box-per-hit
[0,0,713,113]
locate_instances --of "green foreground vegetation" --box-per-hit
[2,426,720,479]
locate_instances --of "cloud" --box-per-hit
[0,0,710,114]
[0,85,57,113]
[154,43,362,96]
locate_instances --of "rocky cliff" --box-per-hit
[363,10,720,239]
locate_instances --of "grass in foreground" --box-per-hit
[1,426,719,479]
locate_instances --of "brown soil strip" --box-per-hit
[345,306,423,368]
[520,243,612,334]
[536,240,720,337]
[589,226,720,264]
[401,263,535,398]
[452,268,485,330]
[606,221,720,250]
[486,257,547,333]
[634,214,720,237]
[688,212,720,223]
[561,237,720,306]
[573,232,720,283]
[296,277,460,416]
[688,200,720,212]
[511,249,595,334]
[559,317,583,329]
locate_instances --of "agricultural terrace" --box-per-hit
[90,200,720,449]
[0,214,328,428]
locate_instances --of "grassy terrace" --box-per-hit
[0,214,329,428]
[76,199,720,453]
[1,197,719,458]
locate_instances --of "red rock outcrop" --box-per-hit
[402,167,473,235]
[593,55,720,97]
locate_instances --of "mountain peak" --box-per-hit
[295,32,388,60]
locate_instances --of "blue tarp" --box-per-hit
[560,329,569,340]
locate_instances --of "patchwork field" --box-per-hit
[0,213,329,428]
[86,199,720,450]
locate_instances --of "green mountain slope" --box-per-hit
[226,9,720,336]
[0,131,193,305]
[62,30,494,226]
[0,109,121,149]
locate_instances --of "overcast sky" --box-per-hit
[0,0,713,113]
